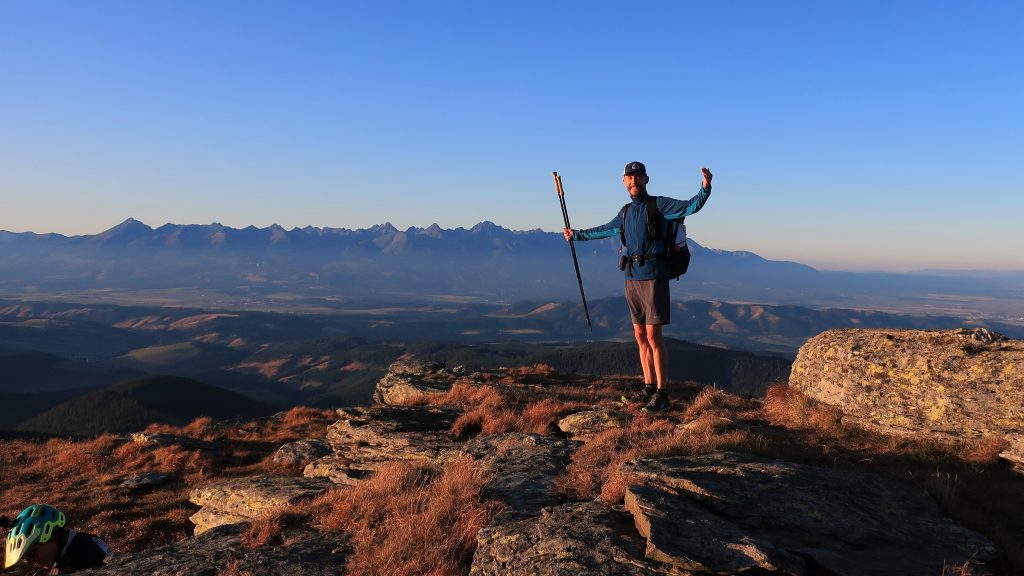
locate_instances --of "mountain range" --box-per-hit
[2,219,1023,319]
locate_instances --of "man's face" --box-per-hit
[623,173,649,197]
[20,540,59,570]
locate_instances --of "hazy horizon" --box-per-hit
[5,215,1024,275]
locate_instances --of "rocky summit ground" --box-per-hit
[4,330,1023,575]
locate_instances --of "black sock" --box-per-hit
[644,384,656,395]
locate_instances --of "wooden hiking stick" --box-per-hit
[553,172,593,332]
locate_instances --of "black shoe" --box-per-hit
[641,390,670,413]
[621,385,656,405]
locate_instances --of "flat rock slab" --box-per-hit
[625,484,802,574]
[324,404,461,467]
[306,405,462,485]
[455,433,578,521]
[74,524,346,576]
[471,502,669,576]
[623,452,995,575]
[189,508,252,536]
[189,475,331,534]
[790,328,1024,464]
[272,439,332,467]
[558,409,632,439]
[373,357,453,405]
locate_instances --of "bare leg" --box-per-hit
[633,323,654,384]
[645,323,666,389]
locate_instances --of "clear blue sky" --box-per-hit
[1,1,1021,271]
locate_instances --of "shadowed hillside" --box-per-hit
[17,375,273,435]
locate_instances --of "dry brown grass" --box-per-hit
[0,434,206,552]
[0,407,339,556]
[761,383,843,432]
[960,436,1011,465]
[433,382,587,439]
[241,500,316,549]
[509,363,558,378]
[558,405,756,505]
[314,457,504,576]
[682,385,760,421]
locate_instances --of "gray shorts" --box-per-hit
[625,279,671,325]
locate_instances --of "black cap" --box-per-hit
[623,161,646,176]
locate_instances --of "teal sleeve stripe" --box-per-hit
[576,226,620,241]
[662,187,711,220]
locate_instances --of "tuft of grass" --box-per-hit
[960,436,1011,465]
[558,409,754,504]
[436,382,586,439]
[682,385,759,421]
[762,383,843,432]
[241,501,316,549]
[313,457,504,576]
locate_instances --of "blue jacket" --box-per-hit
[573,187,711,281]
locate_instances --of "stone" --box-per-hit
[74,524,346,576]
[557,409,632,438]
[373,357,453,405]
[624,484,802,574]
[303,456,373,486]
[789,328,1024,464]
[120,472,169,489]
[271,439,332,467]
[622,452,995,575]
[130,432,220,453]
[306,405,462,485]
[454,433,578,521]
[188,508,252,535]
[188,475,331,535]
[471,502,666,575]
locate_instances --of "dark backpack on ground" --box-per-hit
[619,198,691,279]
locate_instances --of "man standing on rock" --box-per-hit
[563,162,712,412]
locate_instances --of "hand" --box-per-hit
[563,228,574,242]
[701,167,713,190]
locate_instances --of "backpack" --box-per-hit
[619,198,691,279]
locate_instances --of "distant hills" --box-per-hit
[17,375,272,436]
[3,219,1023,318]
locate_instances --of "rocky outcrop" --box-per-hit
[471,502,667,575]
[454,433,578,521]
[372,357,454,405]
[621,452,994,575]
[304,405,461,485]
[789,328,1024,464]
[76,524,346,576]
[188,475,331,535]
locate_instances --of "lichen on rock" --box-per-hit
[789,328,1024,464]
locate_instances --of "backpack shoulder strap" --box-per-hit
[618,203,630,246]
[646,197,662,242]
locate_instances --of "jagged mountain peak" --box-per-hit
[94,217,155,243]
